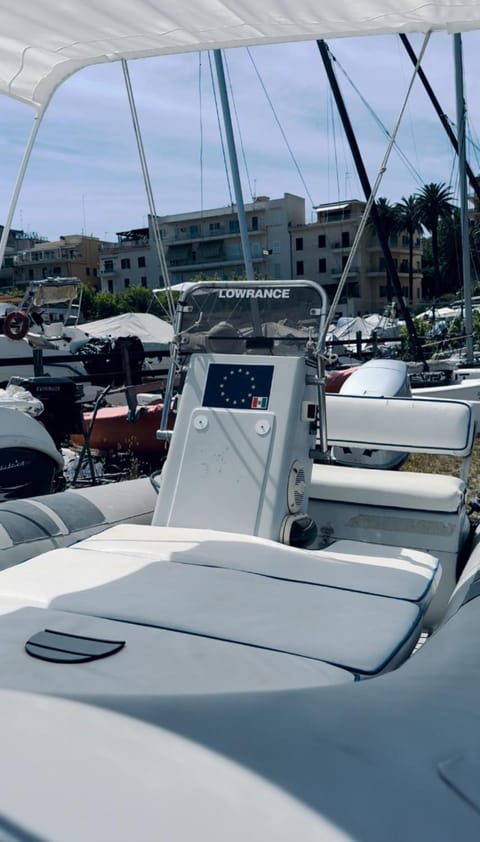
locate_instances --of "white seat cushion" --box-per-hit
[310,463,466,514]
[80,525,439,606]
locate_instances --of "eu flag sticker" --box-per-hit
[203,363,274,409]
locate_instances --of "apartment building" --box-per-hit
[0,228,45,288]
[97,194,423,316]
[99,227,151,292]
[98,194,305,293]
[291,199,423,317]
[13,234,102,289]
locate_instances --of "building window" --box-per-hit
[124,278,130,289]
[107,279,113,292]
[341,231,350,247]
[138,256,146,268]
[272,240,280,255]
[86,267,90,276]
[229,219,240,233]
[53,266,61,275]
[93,268,97,276]
[296,260,304,275]
[318,234,326,248]
[209,222,221,231]
[121,258,130,269]
[104,260,114,272]
[251,216,259,231]
[296,237,303,251]
[342,256,348,269]
[141,276,147,287]
[318,258,327,273]
[189,224,200,237]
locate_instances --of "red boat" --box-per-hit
[70,402,172,457]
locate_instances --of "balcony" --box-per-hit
[100,239,149,255]
[330,265,358,277]
[169,223,264,244]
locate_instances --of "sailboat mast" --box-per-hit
[213,50,255,281]
[317,40,425,363]
[454,34,474,365]
[401,34,480,204]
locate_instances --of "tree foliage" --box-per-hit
[415,182,455,298]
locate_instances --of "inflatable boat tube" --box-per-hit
[0,476,157,568]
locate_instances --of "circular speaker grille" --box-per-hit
[287,461,306,513]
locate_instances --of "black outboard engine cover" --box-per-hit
[10,376,84,450]
[0,447,58,501]
[0,406,64,501]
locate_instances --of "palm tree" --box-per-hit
[395,195,421,304]
[371,197,399,302]
[415,182,455,300]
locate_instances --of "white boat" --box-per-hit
[1,5,480,842]
[0,277,480,842]
[0,278,91,384]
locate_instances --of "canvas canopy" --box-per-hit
[80,312,173,352]
[3,1,480,110]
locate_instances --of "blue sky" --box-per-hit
[0,29,479,242]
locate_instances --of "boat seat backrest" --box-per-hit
[325,394,475,482]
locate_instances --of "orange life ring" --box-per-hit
[3,310,29,340]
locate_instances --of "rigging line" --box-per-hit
[330,51,424,186]
[317,31,431,348]
[445,113,480,158]
[328,90,341,199]
[121,60,175,323]
[246,47,315,208]
[207,51,234,207]
[465,115,480,165]
[198,53,204,214]
[223,53,255,201]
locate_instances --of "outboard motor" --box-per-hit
[10,376,84,450]
[0,407,64,501]
[330,358,412,470]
